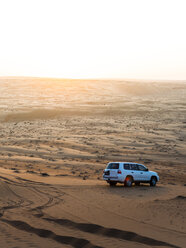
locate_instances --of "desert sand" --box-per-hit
[0,77,186,248]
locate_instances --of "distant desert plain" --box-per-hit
[0,77,185,248]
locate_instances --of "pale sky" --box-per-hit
[0,0,186,80]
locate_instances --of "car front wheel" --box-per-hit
[150,177,157,186]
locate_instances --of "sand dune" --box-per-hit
[0,77,185,247]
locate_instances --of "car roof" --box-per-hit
[108,162,139,164]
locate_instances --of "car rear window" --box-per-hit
[107,163,119,169]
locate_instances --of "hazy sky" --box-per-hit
[0,0,186,80]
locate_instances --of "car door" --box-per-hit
[130,163,140,181]
[137,164,150,181]
[123,163,131,180]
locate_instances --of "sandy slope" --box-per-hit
[0,168,185,248]
[0,77,186,248]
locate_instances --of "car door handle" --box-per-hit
[131,172,134,173]
[140,172,143,174]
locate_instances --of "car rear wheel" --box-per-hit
[109,181,117,186]
[150,177,157,186]
[124,176,133,187]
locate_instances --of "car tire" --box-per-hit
[124,176,133,187]
[109,181,117,186]
[150,177,157,186]
[135,182,140,186]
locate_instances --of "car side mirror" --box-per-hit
[145,168,149,171]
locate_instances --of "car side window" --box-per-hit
[124,164,130,170]
[130,164,138,170]
[138,164,146,171]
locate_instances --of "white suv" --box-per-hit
[103,162,159,187]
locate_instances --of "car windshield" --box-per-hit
[107,163,119,169]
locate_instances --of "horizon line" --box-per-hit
[0,75,186,82]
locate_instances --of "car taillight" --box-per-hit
[103,170,105,173]
[117,170,122,174]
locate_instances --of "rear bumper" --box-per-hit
[103,176,118,181]
[103,175,123,182]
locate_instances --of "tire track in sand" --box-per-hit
[43,217,180,248]
[0,218,103,248]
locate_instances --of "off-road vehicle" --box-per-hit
[103,162,159,187]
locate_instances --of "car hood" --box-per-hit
[149,170,158,175]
